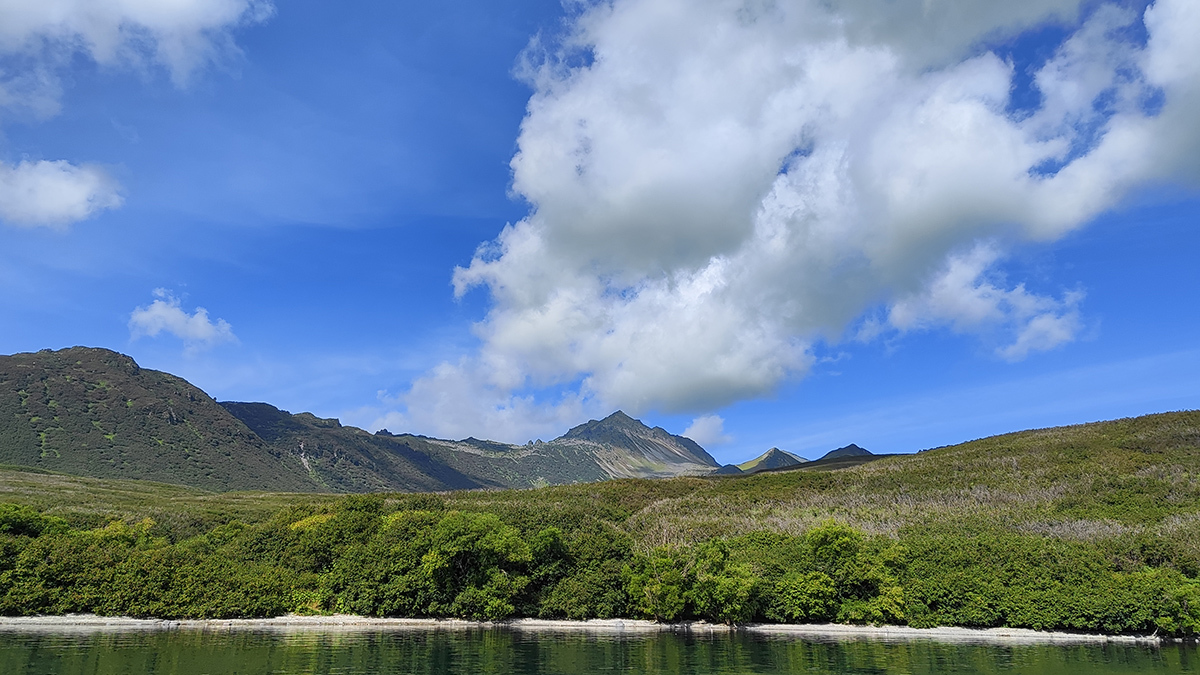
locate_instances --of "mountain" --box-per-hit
[819,443,872,461]
[737,447,807,473]
[0,347,717,492]
[0,347,316,492]
[548,411,719,477]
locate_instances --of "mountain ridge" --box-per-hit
[0,347,721,493]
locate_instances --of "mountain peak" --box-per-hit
[820,443,872,461]
[737,447,807,473]
[556,411,718,468]
[561,410,641,439]
[601,410,636,425]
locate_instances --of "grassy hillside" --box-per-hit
[1,410,1199,633]
[0,348,318,492]
[1,410,1197,547]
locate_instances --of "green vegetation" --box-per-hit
[0,348,318,492]
[1,410,1199,637]
[0,348,716,494]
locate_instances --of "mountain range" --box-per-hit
[0,347,731,493]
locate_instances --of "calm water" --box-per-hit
[0,628,1196,675]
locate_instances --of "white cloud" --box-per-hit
[400,359,597,442]
[0,0,272,228]
[129,289,237,354]
[0,0,273,87]
[683,414,732,447]
[0,160,121,227]
[408,0,1200,438]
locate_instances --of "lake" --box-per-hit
[0,628,1195,674]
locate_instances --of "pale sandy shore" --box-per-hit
[0,615,1163,644]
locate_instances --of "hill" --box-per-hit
[0,347,316,492]
[359,411,717,490]
[4,408,1196,546]
[819,443,872,460]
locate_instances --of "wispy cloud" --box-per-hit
[886,243,1085,361]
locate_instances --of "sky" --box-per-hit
[0,0,1197,464]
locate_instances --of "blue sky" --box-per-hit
[0,0,1197,464]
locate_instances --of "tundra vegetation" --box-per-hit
[1,411,1200,637]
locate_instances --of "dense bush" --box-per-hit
[2,499,1200,637]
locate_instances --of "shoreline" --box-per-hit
[0,615,1163,645]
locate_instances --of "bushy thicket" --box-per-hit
[2,499,1199,636]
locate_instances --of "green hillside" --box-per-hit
[0,348,317,492]
[1,410,1199,634]
[2,409,1197,547]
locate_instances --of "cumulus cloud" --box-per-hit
[398,0,1200,440]
[129,289,237,354]
[0,160,121,227]
[0,0,272,228]
[683,415,733,447]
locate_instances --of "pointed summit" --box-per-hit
[561,410,651,440]
[555,410,719,471]
[737,447,807,473]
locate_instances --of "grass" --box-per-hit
[2,410,1200,630]
[0,409,1197,551]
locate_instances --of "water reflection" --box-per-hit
[0,628,1194,674]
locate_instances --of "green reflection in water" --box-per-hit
[0,629,1196,675]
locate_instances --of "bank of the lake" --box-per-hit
[0,615,1164,645]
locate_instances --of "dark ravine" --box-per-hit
[0,347,722,493]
